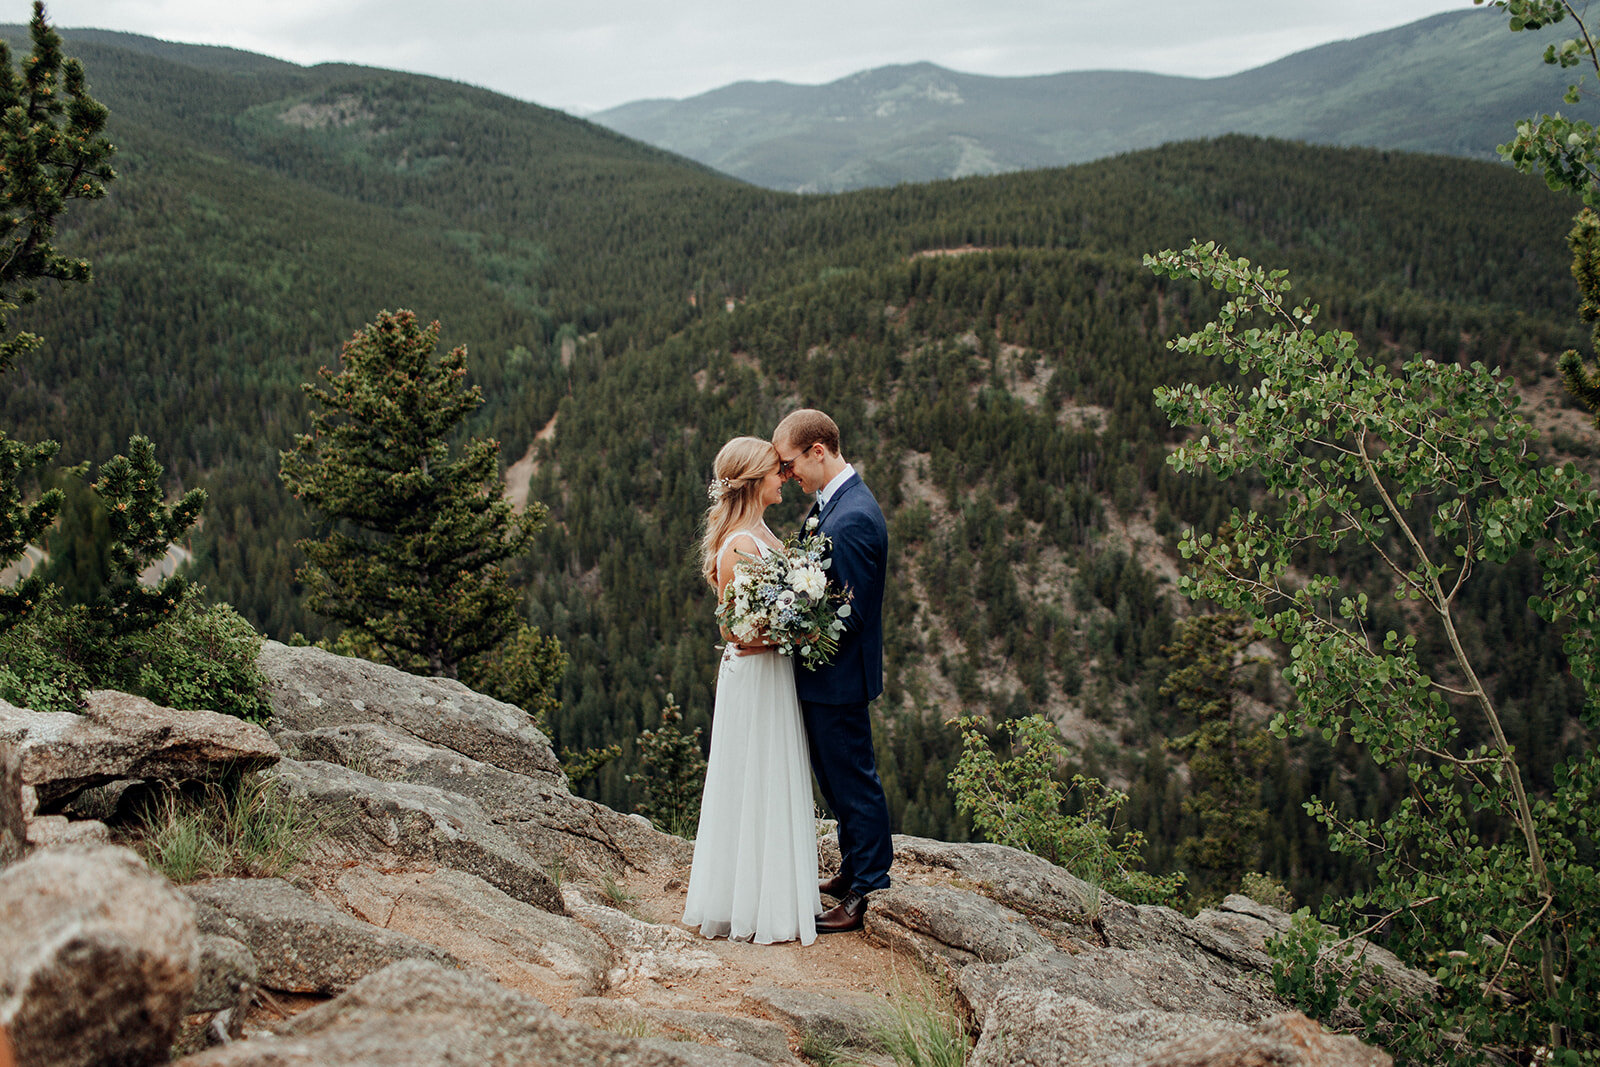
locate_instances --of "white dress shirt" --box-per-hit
[816,463,856,510]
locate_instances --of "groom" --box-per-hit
[772,408,892,933]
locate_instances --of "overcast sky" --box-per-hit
[23,0,1481,114]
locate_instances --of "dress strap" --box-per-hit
[715,531,762,568]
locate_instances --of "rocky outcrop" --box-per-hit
[739,986,887,1052]
[258,641,563,781]
[270,758,566,913]
[329,867,612,1000]
[869,836,1286,1029]
[864,882,1053,978]
[277,721,687,878]
[0,690,279,808]
[1187,894,1439,1030]
[570,998,797,1063]
[0,844,197,1067]
[0,646,1411,1067]
[172,959,767,1066]
[186,877,462,995]
[969,989,1391,1067]
[563,884,723,992]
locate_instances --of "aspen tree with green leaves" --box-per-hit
[1480,0,1600,424]
[1148,241,1599,1062]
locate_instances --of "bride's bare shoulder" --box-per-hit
[716,528,762,559]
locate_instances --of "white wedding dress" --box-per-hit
[682,534,821,945]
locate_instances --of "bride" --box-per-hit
[681,436,822,945]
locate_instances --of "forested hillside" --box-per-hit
[3,28,1594,904]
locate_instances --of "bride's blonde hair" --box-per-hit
[700,436,779,587]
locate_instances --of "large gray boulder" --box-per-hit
[258,641,562,781]
[569,998,798,1064]
[270,757,564,912]
[278,721,688,876]
[1188,894,1438,1027]
[0,690,279,808]
[331,867,612,999]
[1142,1012,1392,1067]
[186,934,257,1016]
[173,959,768,1066]
[890,835,1103,926]
[865,882,1054,979]
[0,742,23,867]
[186,877,462,995]
[970,989,1238,1067]
[0,844,198,1067]
[969,989,1390,1067]
[875,838,1288,1024]
[739,987,887,1052]
[957,944,1285,1026]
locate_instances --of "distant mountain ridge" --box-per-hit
[593,9,1572,192]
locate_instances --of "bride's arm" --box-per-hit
[717,533,777,652]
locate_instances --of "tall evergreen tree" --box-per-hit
[1159,611,1273,898]
[0,1,115,633]
[280,309,553,681]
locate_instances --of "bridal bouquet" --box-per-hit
[717,522,852,669]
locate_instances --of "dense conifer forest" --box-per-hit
[4,28,1594,906]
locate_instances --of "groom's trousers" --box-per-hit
[801,698,893,893]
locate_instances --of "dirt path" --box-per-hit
[504,412,559,513]
[592,858,909,1019]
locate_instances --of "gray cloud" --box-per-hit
[33,0,1482,112]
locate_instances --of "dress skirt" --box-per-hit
[682,646,821,945]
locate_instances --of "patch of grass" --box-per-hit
[599,872,641,915]
[869,974,972,1067]
[600,1014,663,1039]
[128,769,318,883]
[799,1028,853,1066]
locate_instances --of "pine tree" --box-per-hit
[0,1,116,633]
[280,309,555,682]
[1159,611,1273,899]
[627,694,707,838]
[1561,208,1600,426]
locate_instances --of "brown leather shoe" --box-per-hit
[816,891,867,933]
[818,873,851,898]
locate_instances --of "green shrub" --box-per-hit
[0,587,93,713]
[124,591,271,724]
[949,713,1185,907]
[1237,872,1295,912]
[0,585,269,722]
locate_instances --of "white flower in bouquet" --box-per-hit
[789,565,827,599]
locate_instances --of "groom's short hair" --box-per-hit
[775,409,840,456]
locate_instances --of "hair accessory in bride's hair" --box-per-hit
[707,477,733,503]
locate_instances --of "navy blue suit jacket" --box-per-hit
[796,473,887,705]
